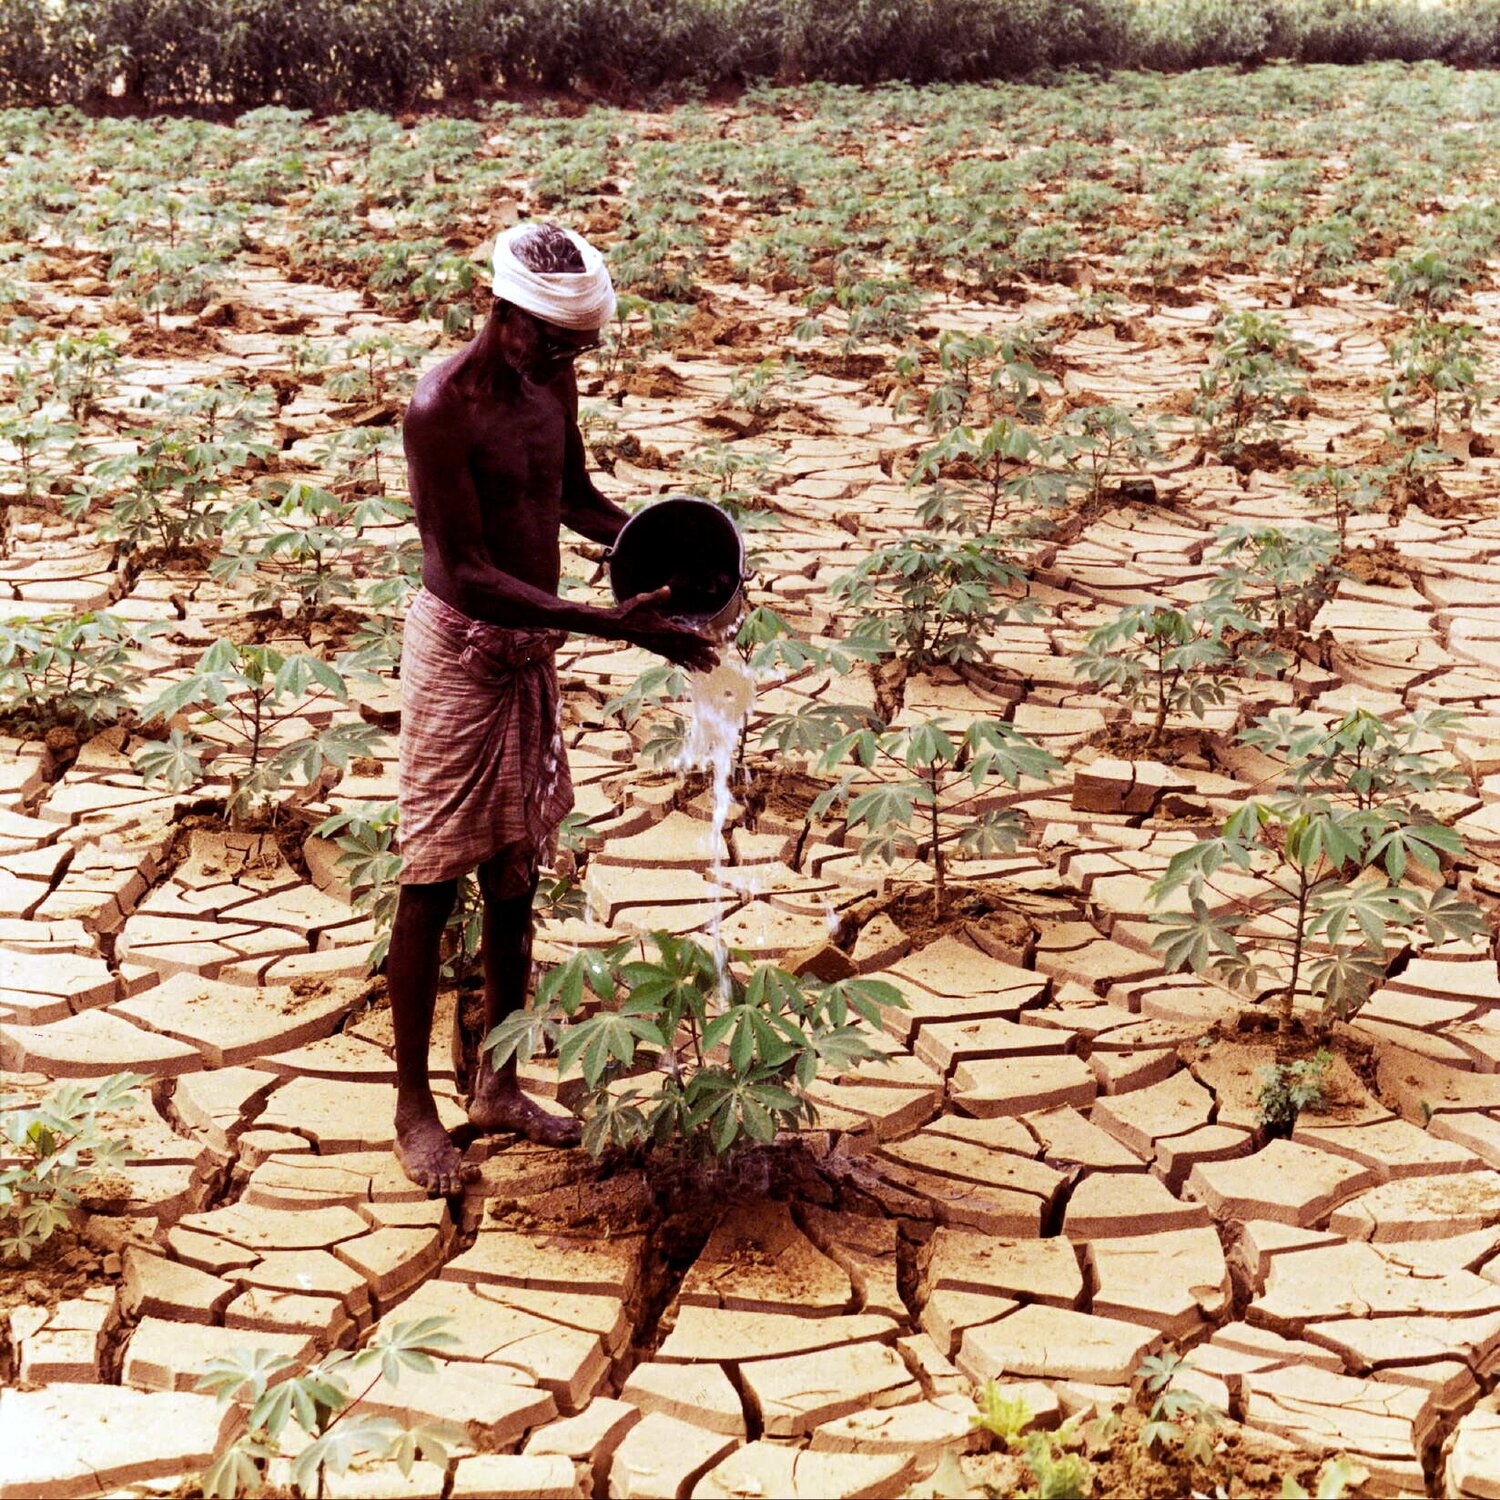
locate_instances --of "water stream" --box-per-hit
[673,655,755,982]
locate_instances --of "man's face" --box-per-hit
[501,305,601,383]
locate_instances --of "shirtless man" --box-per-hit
[391,222,716,1193]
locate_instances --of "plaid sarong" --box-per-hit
[397,587,574,891]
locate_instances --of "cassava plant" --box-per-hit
[1206,523,1340,635]
[1149,794,1486,1028]
[1192,308,1308,458]
[0,610,158,732]
[483,933,906,1159]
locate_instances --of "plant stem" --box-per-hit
[1284,862,1311,1030]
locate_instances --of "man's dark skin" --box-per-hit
[393,295,717,1193]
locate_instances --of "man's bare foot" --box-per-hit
[393,1104,478,1195]
[468,1081,582,1147]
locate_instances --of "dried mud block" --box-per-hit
[1448,1403,1500,1499]
[0,1007,201,1078]
[920,1228,1084,1309]
[332,1224,448,1308]
[1328,1170,1500,1242]
[608,1413,738,1500]
[443,1227,643,1299]
[1188,1140,1377,1226]
[896,1332,968,1398]
[0,1384,238,1499]
[914,1015,1068,1075]
[1091,1069,1214,1157]
[1034,937,1159,994]
[677,1201,852,1315]
[256,1074,465,1151]
[889,938,1045,1002]
[111,972,362,1067]
[620,1361,746,1436]
[1087,1227,1230,1337]
[363,1360,555,1447]
[950,1054,1096,1117]
[1252,1241,1500,1331]
[877,1129,1065,1204]
[122,1246,235,1325]
[1063,1170,1210,1238]
[809,1395,977,1462]
[0,947,116,1017]
[319,1459,448,1497]
[471,1282,631,1359]
[1296,1114,1485,1186]
[225,1285,353,1339]
[920,1289,1019,1356]
[797,1205,904,1322]
[1024,1105,1144,1172]
[524,1397,641,1462]
[451,1454,583,1499]
[391,1281,609,1411]
[957,1304,1158,1386]
[739,1340,919,1437]
[230,1249,372,1322]
[12,1289,116,1384]
[115,912,305,980]
[656,1307,897,1364]
[692,1442,916,1499]
[178,1201,370,1252]
[1305,1311,1500,1376]
[1378,1044,1500,1123]
[593,812,726,870]
[1240,1364,1434,1496]
[171,1065,278,1150]
[1155,1123,1254,1191]
[122,1317,313,1391]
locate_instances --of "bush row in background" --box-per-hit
[6,0,1500,109]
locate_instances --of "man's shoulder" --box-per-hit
[405,361,469,440]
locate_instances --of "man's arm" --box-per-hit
[559,373,629,546]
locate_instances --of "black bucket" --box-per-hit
[606,495,747,639]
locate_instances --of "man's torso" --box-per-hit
[410,352,571,604]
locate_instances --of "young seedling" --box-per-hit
[1,1073,143,1262]
[807,716,1060,922]
[197,1319,461,1499]
[1073,599,1286,751]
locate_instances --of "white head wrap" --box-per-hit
[491,222,617,332]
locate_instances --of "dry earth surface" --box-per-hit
[4,65,1500,1499]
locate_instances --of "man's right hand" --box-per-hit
[610,588,720,673]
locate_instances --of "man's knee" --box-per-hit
[395,878,459,928]
[477,848,537,907]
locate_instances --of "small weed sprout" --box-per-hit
[1257,1049,1333,1135]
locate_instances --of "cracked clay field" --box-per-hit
[5,61,1500,1499]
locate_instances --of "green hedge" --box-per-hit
[6,0,1500,109]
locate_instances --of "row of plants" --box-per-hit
[8,0,1500,107]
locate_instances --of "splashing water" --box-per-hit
[673,655,755,981]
